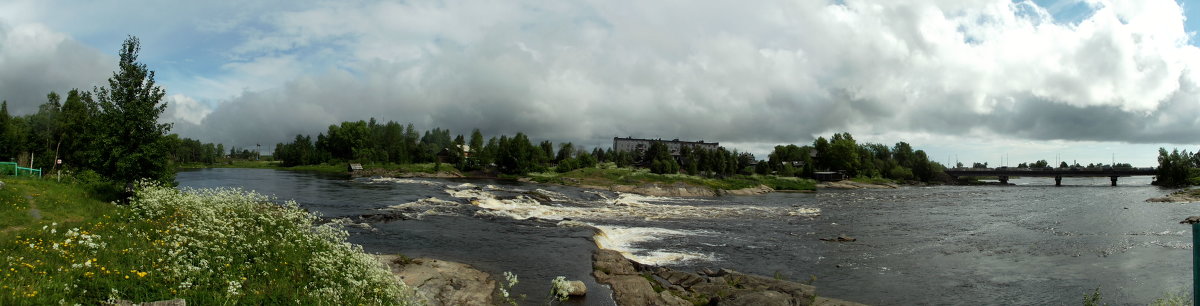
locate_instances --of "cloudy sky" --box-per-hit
[2,0,1200,166]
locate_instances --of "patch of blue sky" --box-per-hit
[1027,0,1096,25]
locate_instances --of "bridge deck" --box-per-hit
[944,168,1156,177]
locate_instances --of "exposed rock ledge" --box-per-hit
[718,184,775,196]
[1146,189,1200,203]
[592,249,865,306]
[817,180,898,189]
[353,169,464,178]
[579,182,720,197]
[376,255,496,306]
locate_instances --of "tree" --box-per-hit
[644,141,679,174]
[556,142,574,163]
[91,36,173,186]
[59,89,97,169]
[893,142,915,169]
[0,101,13,160]
[813,137,830,170]
[497,133,538,175]
[1155,148,1197,187]
[912,150,934,182]
[538,140,555,164]
[827,133,860,176]
[468,128,484,169]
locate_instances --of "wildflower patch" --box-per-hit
[0,179,416,304]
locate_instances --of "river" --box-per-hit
[176,168,1194,305]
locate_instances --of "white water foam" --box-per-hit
[385,197,461,210]
[370,177,443,186]
[445,188,821,222]
[438,187,819,265]
[592,224,714,265]
[447,188,573,220]
[383,197,464,218]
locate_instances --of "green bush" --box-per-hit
[1,181,416,305]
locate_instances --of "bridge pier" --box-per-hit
[1054,176,1062,186]
[999,176,1009,184]
[1110,176,1118,186]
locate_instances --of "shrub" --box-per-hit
[126,183,415,304]
[0,181,415,305]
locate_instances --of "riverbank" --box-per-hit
[0,177,418,304]
[179,160,464,178]
[1146,188,1200,203]
[526,166,817,195]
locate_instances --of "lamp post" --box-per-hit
[1180,216,1200,304]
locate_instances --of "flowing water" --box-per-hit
[177,168,1196,305]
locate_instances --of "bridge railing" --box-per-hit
[0,162,42,178]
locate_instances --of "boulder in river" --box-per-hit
[565,280,588,296]
[819,235,857,242]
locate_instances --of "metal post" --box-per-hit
[1180,216,1200,304]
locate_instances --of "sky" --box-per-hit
[2,0,1200,167]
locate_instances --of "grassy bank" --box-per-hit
[527,165,816,191]
[849,176,900,185]
[187,160,808,192]
[0,176,415,304]
[180,160,458,176]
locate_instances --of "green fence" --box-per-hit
[0,162,42,178]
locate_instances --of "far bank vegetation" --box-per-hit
[265,122,948,190]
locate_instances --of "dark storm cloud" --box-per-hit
[6,1,1200,153]
[0,22,111,114]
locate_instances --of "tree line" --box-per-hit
[273,123,948,183]
[759,132,943,182]
[1155,148,1200,187]
[0,36,177,190]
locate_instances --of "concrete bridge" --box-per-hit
[943,167,1157,186]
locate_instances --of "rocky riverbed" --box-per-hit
[1146,188,1200,203]
[816,180,899,189]
[376,255,497,305]
[592,249,864,306]
[373,249,867,306]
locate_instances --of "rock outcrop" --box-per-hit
[592,249,865,306]
[817,180,898,189]
[719,184,775,196]
[376,255,496,306]
[352,169,464,179]
[607,183,719,197]
[564,280,588,296]
[1147,189,1200,203]
[819,235,856,242]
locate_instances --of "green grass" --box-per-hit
[182,160,460,176]
[528,165,816,191]
[850,176,898,185]
[0,176,415,304]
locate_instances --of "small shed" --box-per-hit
[813,171,845,181]
[348,163,364,172]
